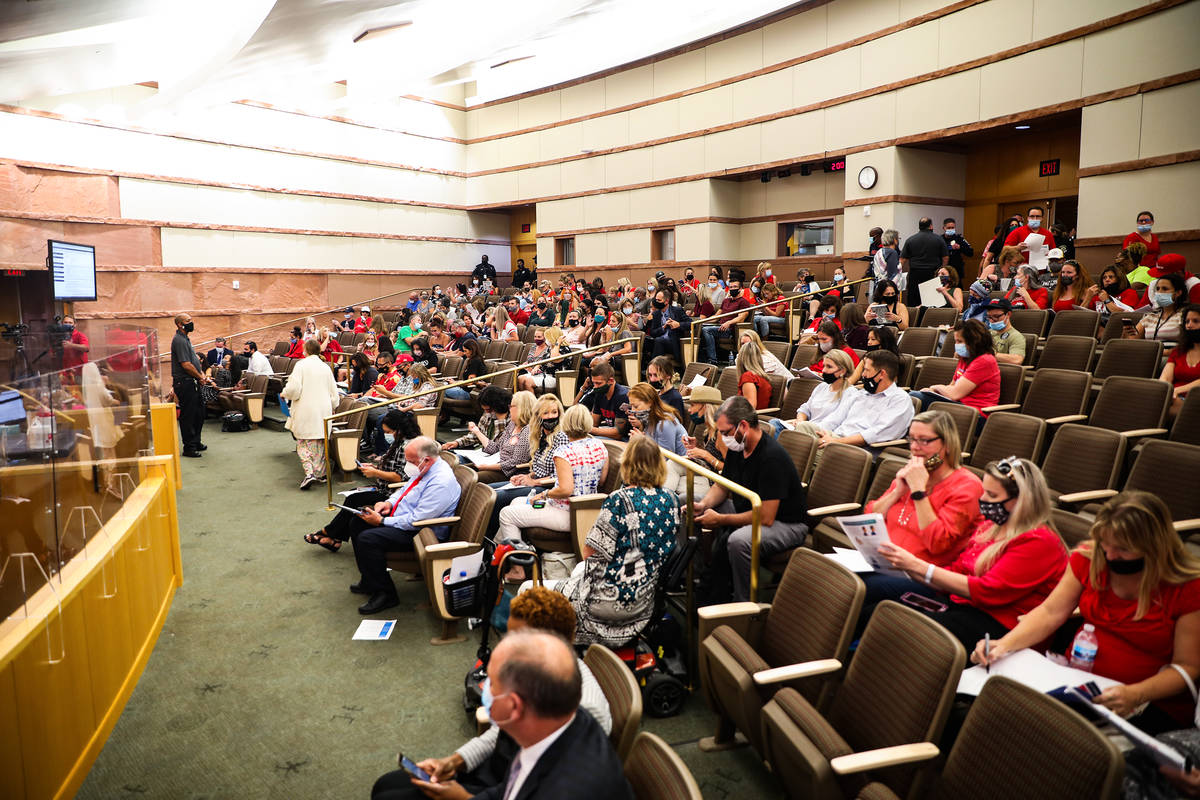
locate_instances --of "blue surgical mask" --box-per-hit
[954,343,970,359]
[1154,291,1175,308]
[944,228,956,236]
[1137,224,1152,234]
[383,432,395,445]
[988,321,1006,332]
[751,286,760,294]
[1027,219,1041,230]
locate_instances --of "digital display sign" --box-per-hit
[824,159,847,173]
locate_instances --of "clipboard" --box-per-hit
[331,502,368,515]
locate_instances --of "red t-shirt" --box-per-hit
[807,316,842,332]
[285,339,304,358]
[953,354,1000,415]
[866,468,983,566]
[1167,346,1200,389]
[1095,287,1144,313]
[511,307,530,325]
[370,368,401,395]
[1069,550,1200,721]
[809,346,859,374]
[948,524,1067,629]
[1123,231,1161,266]
[1007,286,1049,309]
[739,371,773,409]
[322,338,344,363]
[62,329,90,370]
[1004,225,1056,262]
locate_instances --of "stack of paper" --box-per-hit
[455,449,502,469]
[956,648,1120,696]
[353,619,396,640]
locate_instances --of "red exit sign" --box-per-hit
[3,269,24,276]
[1040,158,1061,177]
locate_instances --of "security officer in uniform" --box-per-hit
[171,313,212,457]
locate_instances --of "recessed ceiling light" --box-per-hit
[353,22,412,44]
[1014,124,1031,130]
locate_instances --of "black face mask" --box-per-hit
[861,374,881,394]
[979,499,1012,526]
[940,276,951,286]
[864,344,880,352]
[183,321,195,333]
[689,412,705,424]
[1185,329,1200,345]
[1107,557,1145,575]
[652,299,666,310]
[541,417,559,431]
[568,319,579,327]
[648,378,663,390]
[1060,275,1075,287]
[883,296,897,306]
[537,303,546,309]
[820,371,839,385]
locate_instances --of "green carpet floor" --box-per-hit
[77,419,781,799]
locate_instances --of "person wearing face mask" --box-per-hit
[983,216,1023,271]
[511,257,535,289]
[242,340,272,376]
[381,590,614,800]
[1123,211,1161,267]
[755,282,790,341]
[973,491,1200,731]
[626,382,688,486]
[736,330,789,378]
[395,314,424,354]
[700,278,752,365]
[865,280,910,330]
[350,437,462,613]
[646,355,686,419]
[804,320,860,375]
[337,306,356,331]
[345,352,378,397]
[1003,205,1056,264]
[1043,247,1065,286]
[170,313,211,457]
[359,353,408,455]
[933,266,965,312]
[1127,272,1188,343]
[577,310,631,385]
[866,410,983,568]
[466,391,535,485]
[1005,264,1049,310]
[941,217,974,273]
[1149,253,1200,305]
[910,319,1000,415]
[575,361,629,440]
[1050,260,1097,312]
[354,306,374,333]
[817,350,913,451]
[693,396,808,603]
[864,457,1066,653]
[802,294,843,335]
[680,386,726,495]
[771,349,856,438]
[1160,304,1200,419]
[358,330,380,364]
[681,268,699,294]
[525,295,557,327]
[734,342,774,410]
[305,409,420,553]
[284,325,305,358]
[1093,264,1141,316]
[561,310,588,346]
[980,298,1026,366]
[516,328,562,394]
[645,289,689,364]
[472,254,497,286]
[480,395,572,539]
[281,338,340,489]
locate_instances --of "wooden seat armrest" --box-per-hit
[1056,489,1118,505]
[412,516,461,527]
[1119,428,1169,439]
[830,743,940,775]
[698,601,770,642]
[753,659,842,685]
[697,601,767,622]
[423,541,479,554]
[1174,519,1200,533]
[387,481,404,488]
[758,407,781,415]
[1044,414,1088,425]
[980,403,1020,414]
[808,502,862,517]
[568,493,608,508]
[871,439,908,449]
[514,462,532,469]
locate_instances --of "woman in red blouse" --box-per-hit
[865,409,983,568]
[805,320,860,374]
[1050,260,1097,312]
[1006,265,1050,310]
[976,491,1200,730]
[1123,211,1161,267]
[734,342,773,410]
[909,319,1000,415]
[867,456,1067,651]
[1161,304,1200,419]
[1095,264,1145,314]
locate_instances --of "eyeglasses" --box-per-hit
[906,435,942,446]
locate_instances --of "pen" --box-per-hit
[984,633,990,674]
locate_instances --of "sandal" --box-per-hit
[303,532,341,553]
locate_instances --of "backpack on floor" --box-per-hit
[221,411,250,432]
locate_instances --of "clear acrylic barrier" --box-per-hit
[0,322,157,622]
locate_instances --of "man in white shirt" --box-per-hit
[456,631,632,800]
[242,340,273,376]
[818,350,913,450]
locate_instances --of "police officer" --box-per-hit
[171,313,211,457]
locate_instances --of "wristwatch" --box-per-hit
[910,490,928,501]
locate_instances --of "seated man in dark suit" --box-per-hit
[407,630,632,800]
[643,288,689,366]
[205,337,233,367]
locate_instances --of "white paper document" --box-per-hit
[1063,687,1188,771]
[447,549,484,583]
[836,513,904,575]
[918,276,947,308]
[455,449,501,468]
[1024,233,1049,269]
[687,373,708,389]
[793,366,823,380]
[824,546,873,573]
[353,619,396,640]
[956,648,1120,696]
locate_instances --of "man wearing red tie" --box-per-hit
[350,436,461,614]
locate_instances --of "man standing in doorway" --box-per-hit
[899,217,949,306]
[941,217,974,274]
[1003,205,1056,264]
[171,313,212,458]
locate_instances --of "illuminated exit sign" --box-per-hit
[1040,158,1061,177]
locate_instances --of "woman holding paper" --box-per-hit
[862,457,1067,651]
[864,409,981,567]
[473,390,535,485]
[973,492,1200,730]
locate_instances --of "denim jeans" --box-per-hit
[444,386,470,400]
[755,315,786,340]
[701,325,734,363]
[909,390,962,413]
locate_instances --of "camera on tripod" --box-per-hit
[0,322,30,348]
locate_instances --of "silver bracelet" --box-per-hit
[924,563,936,584]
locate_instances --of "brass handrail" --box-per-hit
[320,335,642,509]
[683,276,872,364]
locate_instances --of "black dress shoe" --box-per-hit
[349,582,369,595]
[358,592,399,614]
[182,450,202,458]
[194,444,208,452]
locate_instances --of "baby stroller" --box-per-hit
[461,540,539,713]
[604,537,697,718]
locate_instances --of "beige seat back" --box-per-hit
[584,644,643,761]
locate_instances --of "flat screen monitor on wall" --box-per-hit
[47,239,97,302]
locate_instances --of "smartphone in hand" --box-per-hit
[397,754,431,782]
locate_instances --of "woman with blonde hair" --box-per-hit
[737,329,789,377]
[516,326,564,393]
[491,305,519,343]
[559,435,680,646]
[755,281,789,341]
[578,309,631,383]
[302,316,319,341]
[475,389,536,485]
[735,342,772,409]
[681,385,725,496]
[773,348,856,438]
[865,456,1067,651]
[975,491,1200,729]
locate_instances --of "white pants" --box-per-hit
[497,495,570,543]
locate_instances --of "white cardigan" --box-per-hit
[281,355,340,440]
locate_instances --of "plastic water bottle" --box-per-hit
[1069,624,1098,672]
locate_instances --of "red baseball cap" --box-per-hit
[394,353,414,363]
[1149,253,1187,278]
